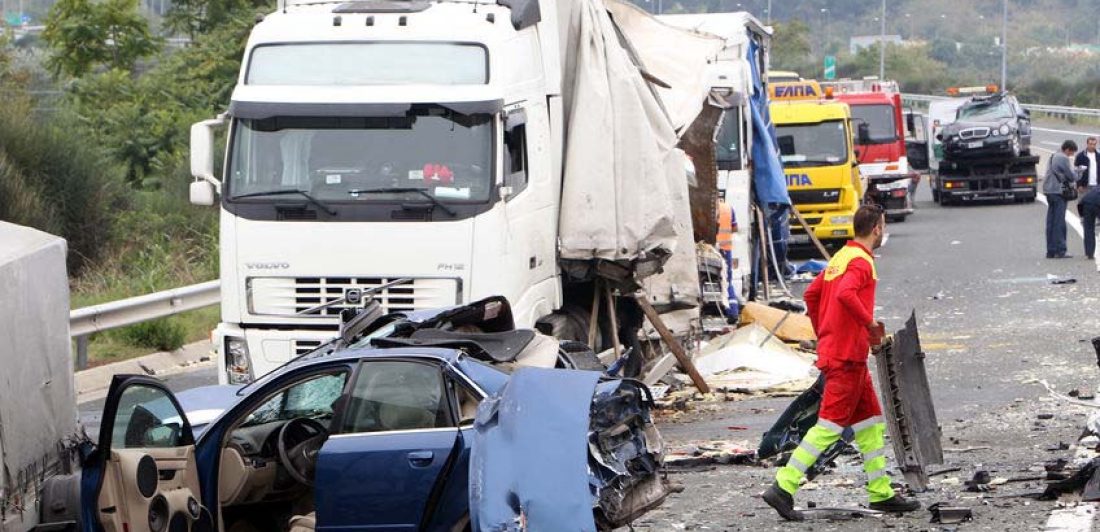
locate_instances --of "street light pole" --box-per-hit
[1001,0,1007,90]
[879,0,887,80]
[767,0,772,24]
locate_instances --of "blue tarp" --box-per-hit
[470,368,601,532]
[747,40,790,207]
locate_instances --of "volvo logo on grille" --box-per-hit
[246,262,289,270]
[345,288,363,305]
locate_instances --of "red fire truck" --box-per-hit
[822,78,916,221]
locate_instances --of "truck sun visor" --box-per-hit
[228,99,504,119]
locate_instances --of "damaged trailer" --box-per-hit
[0,223,81,532]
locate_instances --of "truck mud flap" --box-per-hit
[875,312,943,491]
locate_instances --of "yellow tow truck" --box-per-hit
[769,80,864,247]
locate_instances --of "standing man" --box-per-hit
[1045,140,1078,259]
[1075,137,1100,193]
[1079,186,1100,260]
[763,204,920,521]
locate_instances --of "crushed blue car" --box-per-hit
[39,297,671,531]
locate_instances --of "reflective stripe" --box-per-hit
[789,455,812,473]
[817,419,844,434]
[852,416,884,433]
[862,447,886,462]
[797,440,823,459]
[867,468,889,483]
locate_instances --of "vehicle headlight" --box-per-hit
[225,336,252,384]
[998,124,1011,135]
[830,215,852,225]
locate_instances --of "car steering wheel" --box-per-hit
[276,418,329,487]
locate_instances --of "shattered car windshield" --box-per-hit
[957,101,1014,122]
[227,106,494,205]
[241,372,348,427]
[775,120,849,167]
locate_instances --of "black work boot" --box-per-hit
[870,494,922,513]
[762,483,805,521]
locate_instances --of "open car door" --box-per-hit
[83,375,212,532]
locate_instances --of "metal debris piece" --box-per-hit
[875,312,944,491]
[928,502,973,524]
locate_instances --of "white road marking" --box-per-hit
[1042,141,1064,147]
[1045,503,1097,532]
[1034,126,1097,137]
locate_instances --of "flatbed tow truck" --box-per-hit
[931,86,1038,205]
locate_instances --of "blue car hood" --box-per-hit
[175,384,243,437]
[470,367,601,531]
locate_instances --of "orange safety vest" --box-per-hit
[717,201,735,251]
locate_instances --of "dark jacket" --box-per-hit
[1074,150,1100,188]
[1080,186,1100,213]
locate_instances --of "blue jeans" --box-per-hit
[1046,193,1068,257]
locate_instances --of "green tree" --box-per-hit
[43,0,160,78]
[771,20,814,76]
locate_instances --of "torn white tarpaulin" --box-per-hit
[554,0,716,272]
[689,323,818,391]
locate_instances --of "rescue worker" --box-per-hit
[763,204,921,521]
[716,201,738,317]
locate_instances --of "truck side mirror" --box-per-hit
[190,117,226,205]
[906,114,916,135]
[857,122,871,144]
[190,180,216,206]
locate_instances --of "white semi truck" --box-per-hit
[190,0,772,383]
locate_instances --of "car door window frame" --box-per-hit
[96,376,196,459]
[336,358,458,435]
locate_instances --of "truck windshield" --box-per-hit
[227,106,494,206]
[849,104,897,144]
[957,101,1013,121]
[775,120,849,167]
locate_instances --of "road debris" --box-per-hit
[928,502,973,524]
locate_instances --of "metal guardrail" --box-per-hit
[903,93,1100,119]
[69,280,220,370]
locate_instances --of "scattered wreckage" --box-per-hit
[35,298,670,531]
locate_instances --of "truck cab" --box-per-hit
[190,0,564,383]
[768,83,862,247]
[825,79,914,221]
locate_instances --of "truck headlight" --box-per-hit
[830,215,852,225]
[998,124,1011,135]
[225,336,252,384]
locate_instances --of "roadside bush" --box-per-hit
[117,318,186,351]
[0,105,125,272]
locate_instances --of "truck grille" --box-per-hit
[248,277,460,317]
[958,127,990,140]
[789,189,842,205]
[294,340,324,356]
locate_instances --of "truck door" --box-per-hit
[314,359,460,530]
[84,375,210,532]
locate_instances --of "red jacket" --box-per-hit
[803,241,877,364]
